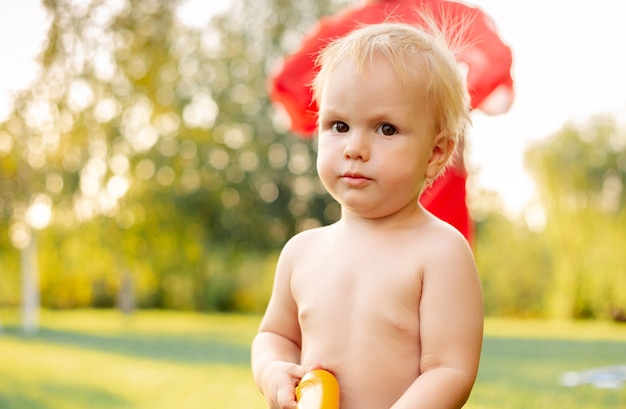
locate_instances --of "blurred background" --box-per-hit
[1,1,625,408]
[1,0,626,325]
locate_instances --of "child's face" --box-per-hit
[316,55,445,219]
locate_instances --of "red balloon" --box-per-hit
[270,0,514,242]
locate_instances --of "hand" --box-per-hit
[261,361,323,409]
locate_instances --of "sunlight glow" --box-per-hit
[9,222,31,249]
[106,175,130,199]
[26,194,52,230]
[67,79,95,112]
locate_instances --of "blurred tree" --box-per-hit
[3,0,623,320]
[0,0,350,316]
[472,189,553,317]
[526,116,626,319]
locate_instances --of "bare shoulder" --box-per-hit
[418,213,482,322]
[422,214,472,253]
[285,224,331,245]
[417,214,477,276]
[279,224,335,262]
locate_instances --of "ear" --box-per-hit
[425,131,455,179]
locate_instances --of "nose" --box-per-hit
[343,130,370,161]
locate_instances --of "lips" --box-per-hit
[340,172,372,187]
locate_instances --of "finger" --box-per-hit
[303,363,324,372]
[277,386,297,409]
[296,363,324,380]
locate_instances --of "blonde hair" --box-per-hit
[311,21,471,149]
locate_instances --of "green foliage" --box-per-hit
[475,212,552,318]
[0,0,349,311]
[525,116,626,319]
[473,115,626,320]
[2,0,623,319]
[0,224,20,306]
[527,116,626,213]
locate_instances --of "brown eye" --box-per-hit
[376,123,397,136]
[332,121,349,133]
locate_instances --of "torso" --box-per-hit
[289,221,430,408]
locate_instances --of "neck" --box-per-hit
[338,201,429,232]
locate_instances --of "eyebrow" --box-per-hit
[317,106,345,119]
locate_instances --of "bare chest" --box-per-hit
[291,246,424,408]
[291,243,423,345]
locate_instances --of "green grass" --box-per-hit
[472,323,626,408]
[0,309,266,409]
[1,310,625,408]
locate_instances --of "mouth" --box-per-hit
[340,172,372,187]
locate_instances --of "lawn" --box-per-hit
[471,319,626,408]
[0,309,625,408]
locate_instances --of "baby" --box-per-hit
[252,22,483,409]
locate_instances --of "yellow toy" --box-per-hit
[296,369,340,409]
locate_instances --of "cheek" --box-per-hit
[384,165,418,186]
[316,135,335,165]
[315,138,340,186]
[316,145,332,180]
[381,149,426,186]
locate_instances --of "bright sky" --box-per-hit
[466,0,626,216]
[2,0,626,217]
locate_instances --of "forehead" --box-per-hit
[320,53,427,105]
[318,55,435,131]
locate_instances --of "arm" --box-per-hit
[251,238,316,409]
[252,332,308,409]
[392,230,484,409]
